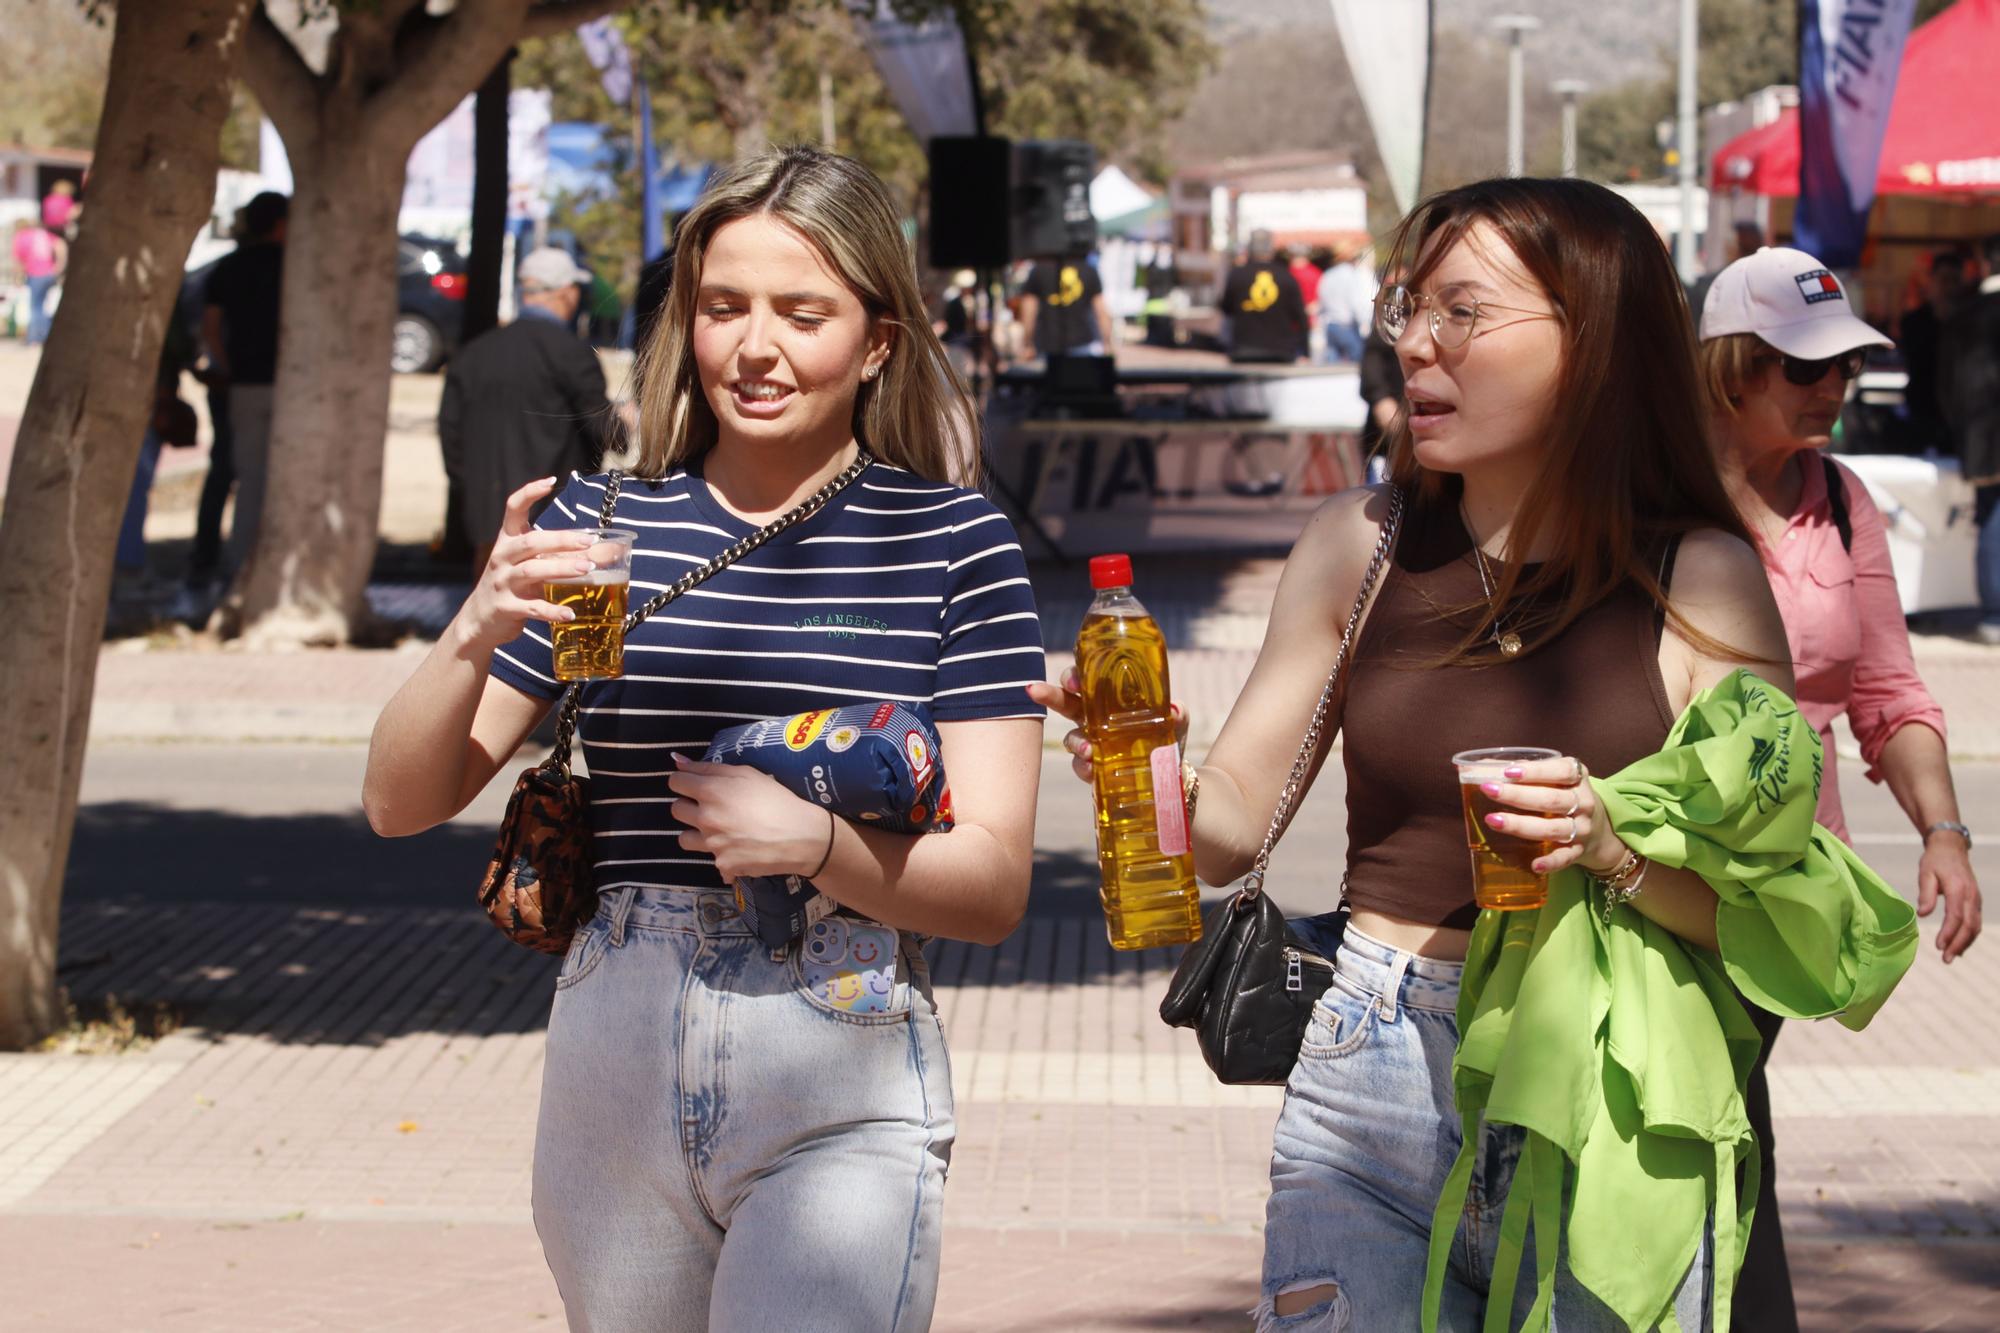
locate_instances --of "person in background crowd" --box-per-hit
[1019,252,1116,360]
[116,314,202,598]
[1221,229,1307,364]
[1356,326,1404,475]
[200,190,288,575]
[41,179,77,234]
[11,217,64,346]
[438,246,621,575]
[1898,250,1967,453]
[1317,239,1376,364]
[1698,245,1985,1333]
[1941,232,2000,646]
[180,209,244,599]
[933,267,978,379]
[1288,245,1323,323]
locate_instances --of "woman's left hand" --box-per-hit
[1917,834,1982,963]
[667,756,832,882]
[1477,754,1630,877]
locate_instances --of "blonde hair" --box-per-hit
[1696,331,1767,417]
[631,145,980,485]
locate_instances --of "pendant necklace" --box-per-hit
[1462,504,1524,658]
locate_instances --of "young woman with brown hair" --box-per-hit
[1037,178,1794,1330]
[365,146,1046,1330]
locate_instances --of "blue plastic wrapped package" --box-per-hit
[702,702,953,948]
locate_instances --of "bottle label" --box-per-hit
[1151,741,1189,857]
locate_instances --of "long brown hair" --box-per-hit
[630,145,980,485]
[1380,177,1755,662]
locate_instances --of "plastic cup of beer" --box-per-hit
[1452,746,1560,912]
[545,528,637,682]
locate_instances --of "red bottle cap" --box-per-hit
[1089,554,1134,589]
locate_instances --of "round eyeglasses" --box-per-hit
[1374,283,1555,350]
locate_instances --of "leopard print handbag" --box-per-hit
[478,453,874,953]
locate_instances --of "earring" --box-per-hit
[864,365,880,380]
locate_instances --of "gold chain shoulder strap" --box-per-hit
[1237,485,1405,903]
[544,452,875,776]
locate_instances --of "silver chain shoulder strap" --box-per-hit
[545,452,875,775]
[1237,485,1405,903]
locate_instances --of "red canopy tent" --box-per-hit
[1710,0,2000,197]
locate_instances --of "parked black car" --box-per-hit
[394,234,467,373]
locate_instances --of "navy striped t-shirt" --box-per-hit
[489,460,1047,895]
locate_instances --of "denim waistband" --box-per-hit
[600,886,754,940]
[1333,924,1464,1016]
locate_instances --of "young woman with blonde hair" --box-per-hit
[364,145,1047,1331]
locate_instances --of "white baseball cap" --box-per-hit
[1698,246,1892,358]
[518,247,590,292]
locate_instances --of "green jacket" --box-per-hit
[1421,670,1918,1333]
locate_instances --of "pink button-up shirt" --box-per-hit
[1758,450,1946,841]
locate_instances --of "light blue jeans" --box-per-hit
[1261,925,1712,1331]
[533,888,955,1333]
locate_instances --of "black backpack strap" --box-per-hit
[1822,454,1853,554]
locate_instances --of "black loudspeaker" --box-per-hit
[1010,139,1096,260]
[929,136,1012,269]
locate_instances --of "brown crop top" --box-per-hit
[1339,492,1680,929]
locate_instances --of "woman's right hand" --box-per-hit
[454,477,599,654]
[1025,667,1188,785]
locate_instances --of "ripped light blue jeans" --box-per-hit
[533,888,954,1333]
[1260,924,1711,1332]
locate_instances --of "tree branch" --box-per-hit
[239,2,320,151]
[520,0,630,41]
[366,0,531,151]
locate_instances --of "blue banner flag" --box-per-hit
[1796,0,1917,268]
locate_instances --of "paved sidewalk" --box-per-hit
[6,745,1998,1330]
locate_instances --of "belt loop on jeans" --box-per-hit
[1378,949,1411,1021]
[609,887,638,947]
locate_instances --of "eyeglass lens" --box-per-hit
[1780,349,1866,387]
[1375,285,1478,348]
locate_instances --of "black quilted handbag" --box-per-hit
[1158,486,1404,1085]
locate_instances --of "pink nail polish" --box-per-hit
[1504,765,1524,780]
[1480,781,1502,797]
[1485,813,1507,829]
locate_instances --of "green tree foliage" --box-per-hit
[517,0,1212,299]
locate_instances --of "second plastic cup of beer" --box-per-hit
[546,528,637,682]
[1452,746,1559,911]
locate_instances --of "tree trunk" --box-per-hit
[463,54,513,348]
[219,130,405,647]
[0,0,243,1051]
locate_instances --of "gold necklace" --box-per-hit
[1462,505,1524,657]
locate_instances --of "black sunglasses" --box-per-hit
[1776,348,1866,387]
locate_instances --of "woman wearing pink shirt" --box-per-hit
[1699,246,1983,1333]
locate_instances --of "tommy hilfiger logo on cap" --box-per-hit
[1795,269,1843,305]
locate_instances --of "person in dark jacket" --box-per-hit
[1941,232,2000,643]
[1220,229,1307,363]
[439,247,621,572]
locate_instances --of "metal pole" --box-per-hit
[1553,80,1588,178]
[1675,0,1699,282]
[1494,17,1541,177]
[819,68,836,148]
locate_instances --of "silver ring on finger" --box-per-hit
[1563,792,1580,818]
[1571,758,1585,783]
[1562,816,1578,845]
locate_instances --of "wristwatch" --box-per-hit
[1925,820,1973,847]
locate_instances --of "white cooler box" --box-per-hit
[1837,453,1981,615]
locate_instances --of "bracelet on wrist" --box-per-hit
[806,808,837,880]
[1181,761,1200,822]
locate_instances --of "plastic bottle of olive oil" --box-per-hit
[1076,554,1201,950]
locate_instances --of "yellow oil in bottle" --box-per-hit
[1077,554,1201,950]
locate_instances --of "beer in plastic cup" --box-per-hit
[1452,746,1560,912]
[545,528,637,682]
